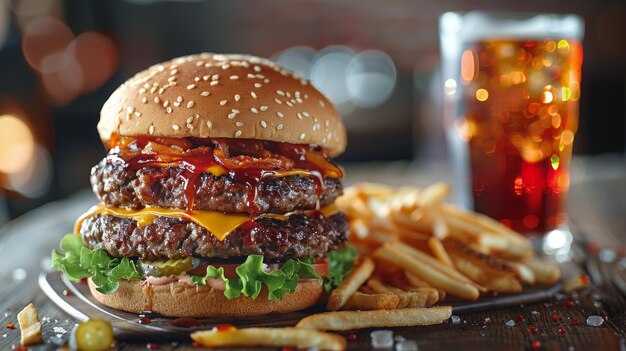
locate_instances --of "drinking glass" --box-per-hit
[439,12,584,236]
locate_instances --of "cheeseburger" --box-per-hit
[52,53,354,317]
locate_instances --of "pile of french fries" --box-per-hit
[192,182,562,350]
[335,182,561,305]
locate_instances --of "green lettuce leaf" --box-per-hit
[51,234,142,294]
[324,245,358,292]
[191,255,322,301]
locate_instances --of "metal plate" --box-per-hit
[39,271,562,341]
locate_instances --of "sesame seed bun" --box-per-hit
[98,53,347,156]
[87,278,323,318]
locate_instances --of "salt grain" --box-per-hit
[505,320,516,327]
[395,340,418,351]
[450,315,461,325]
[370,330,394,349]
[586,315,604,327]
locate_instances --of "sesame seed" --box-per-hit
[127,106,134,113]
[319,100,326,107]
[325,120,330,127]
[212,74,219,81]
[173,101,180,107]
[301,79,308,86]
[251,108,259,113]
[274,98,282,104]
[228,113,236,119]
[163,101,169,107]
[254,83,262,88]
[139,88,146,94]
[285,101,293,107]
[277,124,284,130]
[260,105,268,111]
[135,111,142,117]
[232,108,240,114]
[234,94,240,101]
[142,97,148,103]
[256,74,265,79]
[247,73,255,79]
[201,91,210,96]
[168,76,176,82]
[302,112,310,117]
[277,111,284,118]
[149,125,155,135]
[172,124,180,131]
[254,65,261,72]
[297,113,303,119]
[251,92,257,99]
[194,77,200,82]
[260,120,267,128]
[207,121,213,129]
[170,69,178,75]
[210,81,218,86]
[235,130,242,137]
[222,64,230,69]
[264,78,269,83]
[299,133,306,140]
[230,75,239,80]
[276,90,285,96]
[187,101,194,108]
[203,75,210,81]
[166,107,173,113]
[187,84,196,90]
[220,100,227,106]
[296,98,303,104]
[158,87,165,94]
[187,116,194,124]
[154,97,160,103]
[236,121,244,127]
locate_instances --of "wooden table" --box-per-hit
[1,157,625,350]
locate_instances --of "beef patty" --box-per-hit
[91,156,343,213]
[80,212,348,261]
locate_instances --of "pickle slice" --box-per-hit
[139,257,193,277]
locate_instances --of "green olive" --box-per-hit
[75,319,114,351]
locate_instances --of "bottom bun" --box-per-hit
[88,278,323,317]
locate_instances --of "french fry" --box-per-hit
[391,241,480,288]
[428,237,454,268]
[296,306,452,331]
[342,292,400,310]
[525,256,561,284]
[17,303,41,346]
[444,241,522,293]
[507,261,536,285]
[191,327,346,351]
[327,257,375,311]
[437,204,533,254]
[419,182,450,206]
[366,278,409,308]
[373,242,480,300]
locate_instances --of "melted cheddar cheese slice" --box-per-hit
[75,204,338,241]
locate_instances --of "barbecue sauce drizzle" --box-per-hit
[106,135,343,217]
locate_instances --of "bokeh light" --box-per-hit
[274,46,316,79]
[0,114,36,174]
[310,46,355,105]
[69,31,118,93]
[6,145,52,198]
[21,16,73,72]
[346,50,396,108]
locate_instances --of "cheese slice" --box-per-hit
[75,204,339,241]
[75,204,249,241]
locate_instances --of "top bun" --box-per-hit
[99,53,346,156]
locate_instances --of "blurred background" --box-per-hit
[0,0,625,223]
